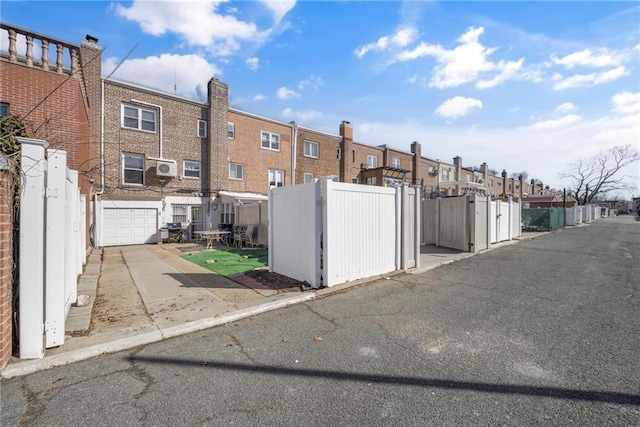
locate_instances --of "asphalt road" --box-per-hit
[2,216,639,426]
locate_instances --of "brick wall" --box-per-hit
[207,78,229,194]
[102,81,210,199]
[227,110,292,194]
[295,128,340,183]
[0,169,15,368]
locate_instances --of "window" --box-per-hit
[352,178,359,184]
[366,177,377,185]
[172,204,187,224]
[442,169,450,181]
[261,131,280,150]
[123,153,144,185]
[183,160,200,179]
[304,140,319,158]
[489,179,494,186]
[197,120,207,138]
[367,155,378,168]
[229,163,244,180]
[122,104,157,132]
[304,173,314,183]
[0,102,9,116]
[269,169,285,188]
[392,157,401,168]
[227,122,235,139]
[220,203,234,224]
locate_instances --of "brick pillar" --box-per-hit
[207,78,229,195]
[80,36,102,249]
[339,121,353,182]
[410,141,421,186]
[0,169,15,368]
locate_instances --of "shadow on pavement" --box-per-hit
[129,355,640,406]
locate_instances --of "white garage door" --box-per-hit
[103,208,158,246]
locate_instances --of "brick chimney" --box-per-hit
[207,78,229,195]
[339,121,353,182]
[501,169,508,196]
[410,141,421,185]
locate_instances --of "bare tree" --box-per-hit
[560,144,639,205]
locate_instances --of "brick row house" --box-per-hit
[1,23,558,366]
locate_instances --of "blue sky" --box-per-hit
[2,1,639,193]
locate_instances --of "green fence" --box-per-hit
[522,208,565,231]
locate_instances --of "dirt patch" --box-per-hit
[244,269,304,293]
[90,248,152,334]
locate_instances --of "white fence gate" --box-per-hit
[18,138,85,359]
[269,179,419,288]
[421,195,521,253]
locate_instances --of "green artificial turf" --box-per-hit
[182,248,268,276]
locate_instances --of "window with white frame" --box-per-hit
[197,120,207,138]
[304,140,319,158]
[304,173,314,183]
[227,122,235,139]
[442,169,450,181]
[261,131,280,150]
[229,163,244,180]
[367,154,378,168]
[122,104,157,132]
[392,157,401,168]
[220,203,234,224]
[183,160,200,179]
[123,153,144,185]
[268,169,285,188]
[172,204,187,224]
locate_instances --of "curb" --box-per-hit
[1,293,316,379]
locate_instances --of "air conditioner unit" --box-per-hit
[156,160,177,177]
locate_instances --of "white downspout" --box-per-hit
[290,121,297,185]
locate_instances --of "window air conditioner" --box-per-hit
[156,160,177,177]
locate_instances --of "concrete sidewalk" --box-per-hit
[1,231,550,378]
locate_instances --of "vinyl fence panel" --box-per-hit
[269,182,321,286]
[323,180,398,287]
[421,199,438,245]
[438,196,468,251]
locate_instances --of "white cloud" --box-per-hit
[246,57,260,70]
[555,103,577,113]
[553,66,629,90]
[397,26,526,89]
[435,96,483,119]
[253,94,267,101]
[276,86,300,100]
[298,75,324,91]
[259,0,296,24]
[355,27,417,58]
[551,48,624,69]
[282,107,321,122]
[114,0,270,56]
[611,91,640,114]
[526,114,582,130]
[103,53,220,97]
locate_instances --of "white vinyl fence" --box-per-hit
[269,178,419,288]
[565,207,583,225]
[18,138,86,359]
[421,195,521,253]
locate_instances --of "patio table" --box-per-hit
[194,230,231,249]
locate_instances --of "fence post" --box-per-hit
[268,188,274,272]
[45,149,67,348]
[435,198,440,247]
[396,186,402,269]
[486,196,492,250]
[322,178,332,287]
[414,187,420,268]
[18,137,48,359]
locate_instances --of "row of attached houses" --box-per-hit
[1,23,558,249]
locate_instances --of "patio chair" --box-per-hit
[233,225,247,247]
[239,224,256,247]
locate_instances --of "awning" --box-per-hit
[217,191,268,204]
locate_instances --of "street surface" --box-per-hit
[2,216,639,425]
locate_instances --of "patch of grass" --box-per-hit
[182,248,268,276]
